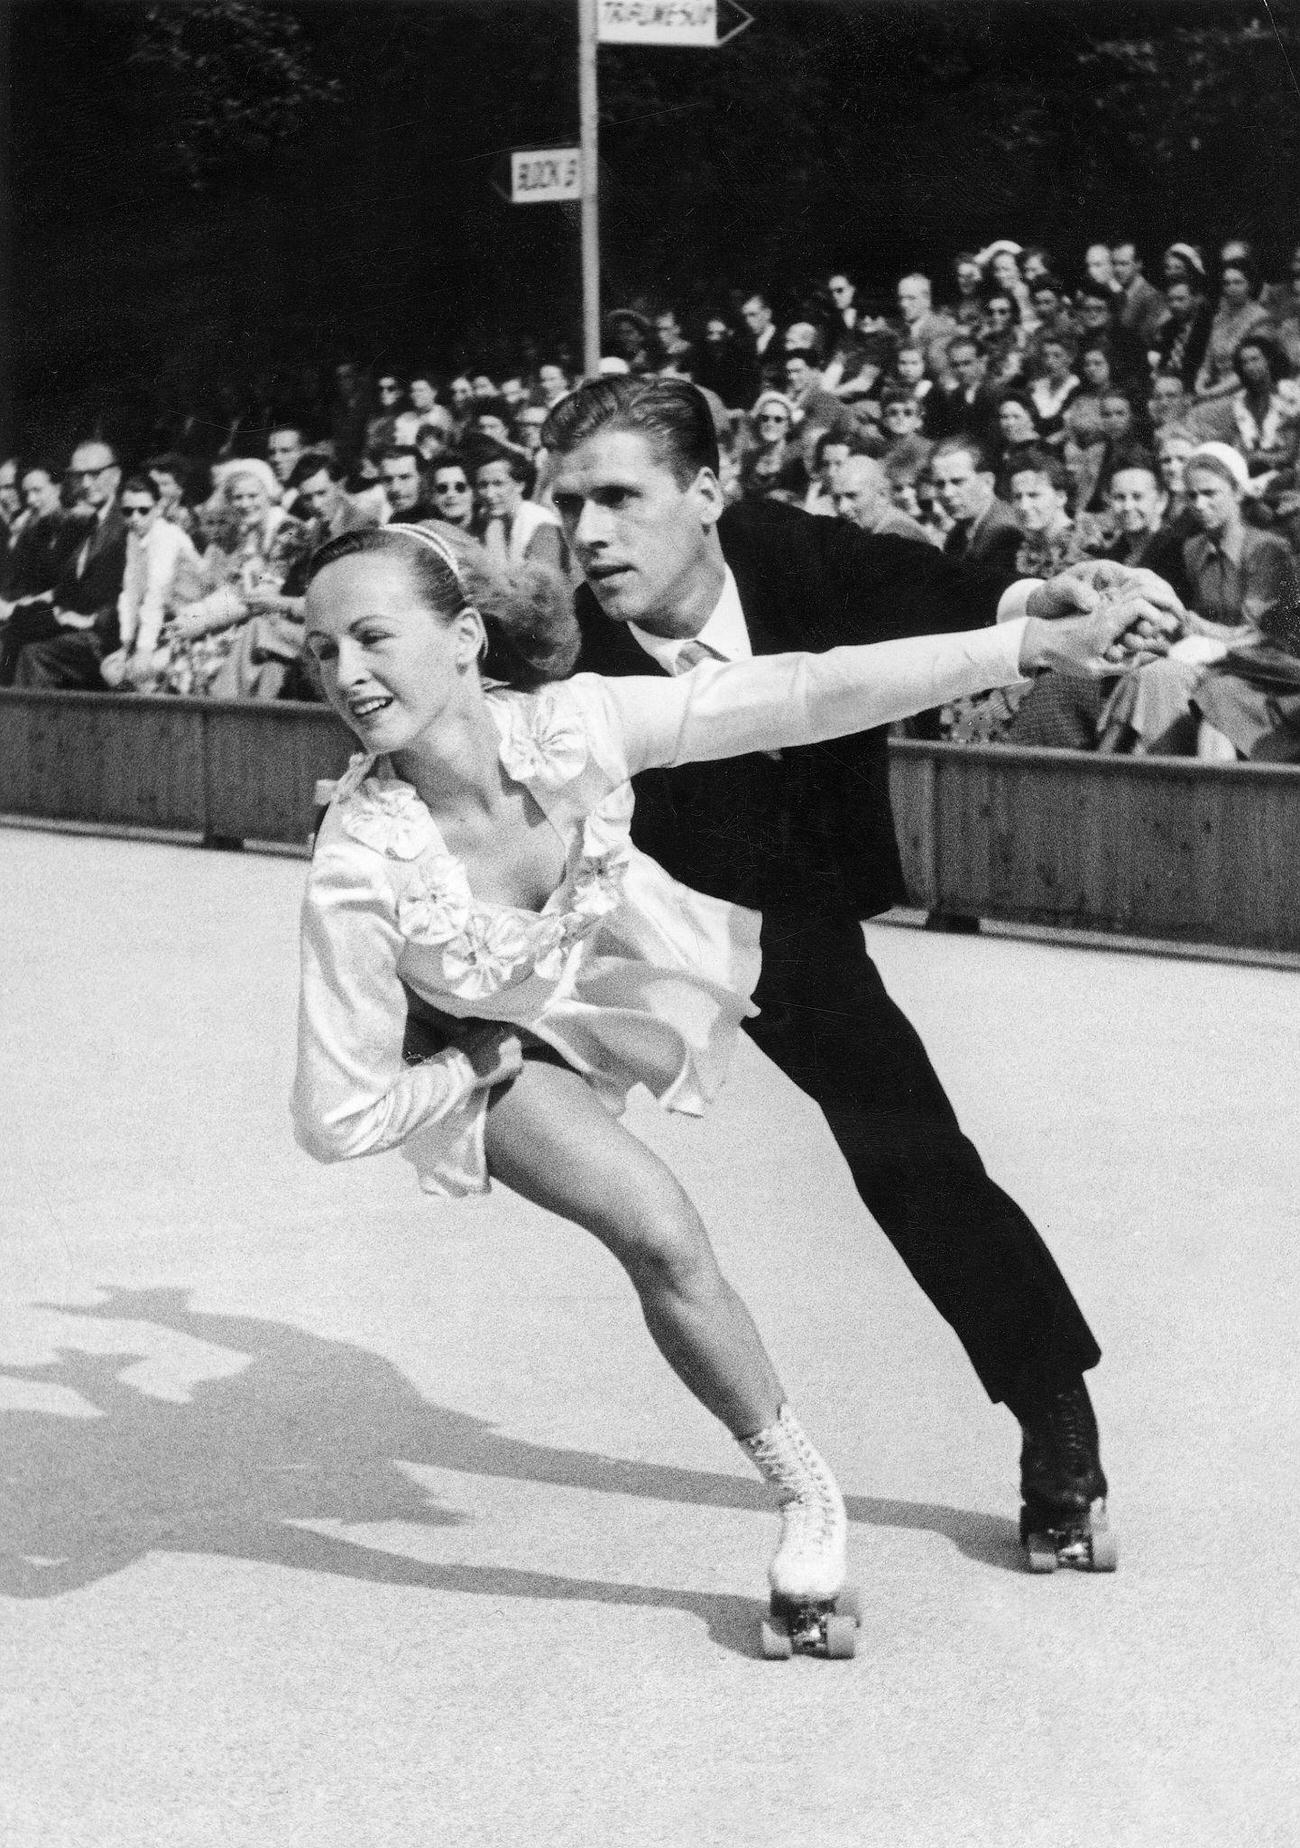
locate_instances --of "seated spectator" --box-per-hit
[1102,458,1188,583]
[1229,332,1300,491]
[951,253,985,332]
[0,462,69,615]
[895,272,956,379]
[976,292,1027,391]
[832,454,931,542]
[1195,574,1300,763]
[992,393,1043,491]
[397,377,454,456]
[514,403,550,466]
[737,392,809,503]
[3,439,126,691]
[803,430,856,517]
[535,361,570,409]
[604,309,663,377]
[154,460,305,698]
[446,373,476,436]
[0,456,21,549]
[653,307,695,377]
[363,370,409,458]
[428,454,477,531]
[99,475,204,691]
[1026,276,1078,356]
[1062,431,1107,522]
[472,443,565,573]
[1098,442,1295,754]
[878,390,934,475]
[884,453,943,541]
[1007,449,1096,577]
[1074,283,1146,381]
[981,245,1036,330]
[1110,241,1167,347]
[290,450,375,542]
[890,343,934,417]
[379,446,437,523]
[1064,341,1119,446]
[739,292,783,399]
[1026,334,1081,447]
[820,273,896,401]
[925,337,1000,444]
[1154,276,1215,392]
[694,314,751,409]
[930,436,1021,570]
[782,348,855,468]
[1270,246,1300,369]
[1155,423,1199,521]
[1195,261,1271,401]
[1161,242,1208,290]
[146,453,207,536]
[267,425,308,499]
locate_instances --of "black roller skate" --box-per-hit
[1017,1378,1117,1574]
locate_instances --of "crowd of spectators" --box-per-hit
[3,230,1299,761]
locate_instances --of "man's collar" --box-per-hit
[627,567,751,671]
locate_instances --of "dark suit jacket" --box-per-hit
[573,498,1008,920]
[52,504,128,641]
[943,498,1023,576]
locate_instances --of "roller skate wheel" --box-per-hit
[1088,1527,1119,1572]
[1025,1536,1059,1574]
[835,1586,862,1626]
[760,1615,794,1659]
[824,1614,857,1659]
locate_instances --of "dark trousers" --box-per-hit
[0,601,63,685]
[744,911,1101,1407]
[9,617,108,691]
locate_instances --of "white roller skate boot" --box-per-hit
[742,1405,857,1658]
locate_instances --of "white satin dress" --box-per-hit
[293,623,1027,1197]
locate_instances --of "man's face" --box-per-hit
[296,468,340,522]
[984,298,1014,335]
[1085,245,1114,285]
[742,298,771,336]
[67,443,119,512]
[549,428,722,635]
[1148,376,1186,425]
[517,410,547,455]
[448,377,474,411]
[409,378,437,412]
[1188,468,1237,537]
[819,441,851,487]
[828,276,855,310]
[950,345,982,389]
[499,377,526,407]
[897,280,926,324]
[930,450,992,522]
[538,365,567,402]
[833,462,883,529]
[883,400,922,440]
[655,312,681,344]
[376,376,402,408]
[1164,281,1194,323]
[1111,245,1139,288]
[120,486,160,538]
[430,466,474,528]
[21,469,60,519]
[1032,286,1061,321]
[1108,468,1165,535]
[475,460,522,521]
[470,376,497,402]
[268,429,304,483]
[381,455,424,513]
[704,318,729,345]
[784,356,813,399]
[1099,394,1134,441]
[473,413,510,446]
[1010,470,1065,534]
[1158,438,1194,497]
[1078,296,1112,332]
[1040,341,1072,381]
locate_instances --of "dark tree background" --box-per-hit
[4,0,1297,452]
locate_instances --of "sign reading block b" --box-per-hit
[597,0,717,47]
[510,148,582,204]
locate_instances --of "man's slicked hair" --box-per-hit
[540,376,720,486]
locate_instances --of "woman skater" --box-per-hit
[292,521,1142,1637]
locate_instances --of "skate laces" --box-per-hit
[744,1407,843,1540]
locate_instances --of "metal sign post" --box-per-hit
[579,0,602,379]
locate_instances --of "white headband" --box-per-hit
[387,522,465,590]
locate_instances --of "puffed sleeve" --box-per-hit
[586,622,1028,775]
[292,841,479,1163]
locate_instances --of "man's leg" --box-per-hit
[744,910,1100,1408]
[0,603,63,685]
[13,629,108,690]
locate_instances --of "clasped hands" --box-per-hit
[1020,561,1187,680]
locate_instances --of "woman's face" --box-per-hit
[1238,343,1270,389]
[1085,245,1114,285]
[1221,267,1251,309]
[896,348,926,384]
[754,403,791,445]
[992,253,1020,290]
[1081,349,1112,389]
[1157,438,1193,496]
[410,379,437,412]
[150,469,182,506]
[304,551,481,756]
[227,473,270,527]
[956,261,981,296]
[1187,466,1239,537]
[1099,395,1134,441]
[984,297,1014,335]
[999,400,1036,444]
[1041,341,1071,381]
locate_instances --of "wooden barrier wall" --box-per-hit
[3,690,1299,952]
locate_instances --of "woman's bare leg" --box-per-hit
[482,1061,782,1437]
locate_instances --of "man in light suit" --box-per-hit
[4,439,126,689]
[542,377,1179,1567]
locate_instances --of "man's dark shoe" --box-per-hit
[1016,1377,1117,1573]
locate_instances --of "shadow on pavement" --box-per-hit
[0,1287,1022,1646]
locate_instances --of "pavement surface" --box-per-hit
[2,827,1297,1848]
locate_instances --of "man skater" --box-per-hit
[543,376,1177,1569]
